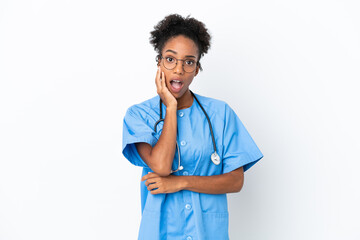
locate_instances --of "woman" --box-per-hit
[122,14,263,240]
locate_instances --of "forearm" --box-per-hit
[180,168,244,194]
[149,105,177,175]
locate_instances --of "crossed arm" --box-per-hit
[134,102,244,195]
[141,166,244,195]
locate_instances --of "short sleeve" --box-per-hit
[122,107,158,168]
[222,104,263,173]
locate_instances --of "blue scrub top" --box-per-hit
[122,93,263,240]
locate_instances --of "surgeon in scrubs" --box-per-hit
[122,14,263,240]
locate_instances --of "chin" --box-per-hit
[175,87,190,98]
[172,91,185,99]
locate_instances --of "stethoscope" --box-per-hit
[153,90,220,173]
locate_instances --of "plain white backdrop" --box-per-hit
[1,0,359,239]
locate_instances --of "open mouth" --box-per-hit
[169,80,183,93]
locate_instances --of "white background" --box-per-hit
[1,0,359,239]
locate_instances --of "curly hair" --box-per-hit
[149,14,211,71]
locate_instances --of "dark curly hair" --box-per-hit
[149,14,211,71]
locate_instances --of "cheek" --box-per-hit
[160,64,167,71]
[185,77,194,85]
[158,66,166,78]
[162,70,171,81]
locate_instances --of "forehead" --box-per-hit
[162,35,199,57]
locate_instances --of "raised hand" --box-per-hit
[155,66,177,108]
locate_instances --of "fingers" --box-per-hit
[150,189,161,195]
[147,182,159,191]
[141,172,166,195]
[141,172,159,181]
[144,177,158,187]
[155,67,176,107]
[155,66,161,93]
[161,71,166,89]
[155,67,168,97]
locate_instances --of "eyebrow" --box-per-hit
[165,49,196,58]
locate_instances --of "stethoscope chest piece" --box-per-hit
[211,152,221,165]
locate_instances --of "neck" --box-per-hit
[177,90,193,110]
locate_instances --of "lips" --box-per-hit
[169,79,184,93]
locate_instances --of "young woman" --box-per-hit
[122,14,263,240]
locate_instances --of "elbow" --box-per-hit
[235,178,244,192]
[234,179,244,192]
[154,169,171,177]
[148,151,172,176]
[230,167,244,193]
[151,163,172,177]
[145,156,172,176]
[232,174,244,193]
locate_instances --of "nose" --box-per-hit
[173,60,184,74]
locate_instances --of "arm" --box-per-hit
[135,106,177,176]
[142,167,244,195]
[182,167,244,194]
[135,68,178,177]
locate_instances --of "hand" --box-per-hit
[141,172,184,195]
[155,66,177,108]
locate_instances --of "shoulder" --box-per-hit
[192,92,241,127]
[193,92,233,116]
[125,95,160,121]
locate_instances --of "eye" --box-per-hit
[165,57,175,63]
[185,60,195,66]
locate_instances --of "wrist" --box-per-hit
[180,176,192,191]
[166,104,178,112]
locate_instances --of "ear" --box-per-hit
[194,65,200,76]
[156,55,161,67]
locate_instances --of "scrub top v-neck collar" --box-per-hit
[159,93,197,118]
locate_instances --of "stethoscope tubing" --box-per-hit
[153,90,219,173]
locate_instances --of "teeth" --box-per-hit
[172,80,181,83]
